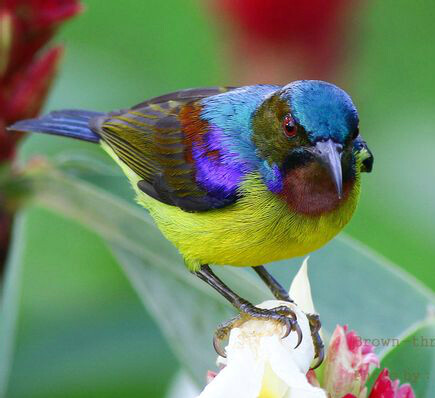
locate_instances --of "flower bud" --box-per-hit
[323,325,379,398]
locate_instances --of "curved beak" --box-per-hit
[313,139,343,199]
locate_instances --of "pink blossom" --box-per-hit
[323,325,379,398]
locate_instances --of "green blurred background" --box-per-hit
[5,0,435,396]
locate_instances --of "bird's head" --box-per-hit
[252,80,373,199]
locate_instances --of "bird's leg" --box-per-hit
[253,265,325,368]
[252,265,293,302]
[194,264,301,358]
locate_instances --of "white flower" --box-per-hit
[197,261,327,398]
[289,257,316,315]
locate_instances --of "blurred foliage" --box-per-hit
[2,155,434,396]
[367,320,435,397]
[346,0,435,285]
[2,209,177,398]
[1,0,435,397]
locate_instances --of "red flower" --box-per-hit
[210,0,364,84]
[218,0,352,50]
[368,369,415,398]
[0,0,81,161]
[1,0,82,77]
[316,327,416,398]
[0,0,81,270]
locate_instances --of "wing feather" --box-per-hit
[92,86,240,212]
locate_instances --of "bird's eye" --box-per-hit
[282,115,297,138]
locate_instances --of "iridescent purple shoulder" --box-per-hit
[179,85,281,199]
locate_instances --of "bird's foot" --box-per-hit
[213,302,302,358]
[307,313,324,369]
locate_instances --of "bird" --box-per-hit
[10,80,373,364]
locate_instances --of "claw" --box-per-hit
[293,320,303,349]
[281,316,292,339]
[311,344,325,370]
[212,316,242,358]
[274,306,302,348]
[306,313,325,369]
[213,333,227,358]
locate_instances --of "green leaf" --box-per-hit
[24,164,269,384]
[22,161,435,384]
[0,214,26,398]
[269,237,435,356]
[7,207,177,398]
[367,319,435,398]
[113,245,230,383]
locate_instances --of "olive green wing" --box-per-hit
[90,86,239,212]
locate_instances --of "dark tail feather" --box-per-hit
[8,109,105,143]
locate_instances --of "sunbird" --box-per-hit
[10,80,373,364]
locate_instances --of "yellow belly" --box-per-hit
[102,143,361,271]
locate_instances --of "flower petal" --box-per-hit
[198,328,265,398]
[289,257,316,315]
[368,369,415,398]
[5,46,63,122]
[397,384,415,398]
[259,361,289,397]
[262,335,326,397]
[202,300,327,397]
